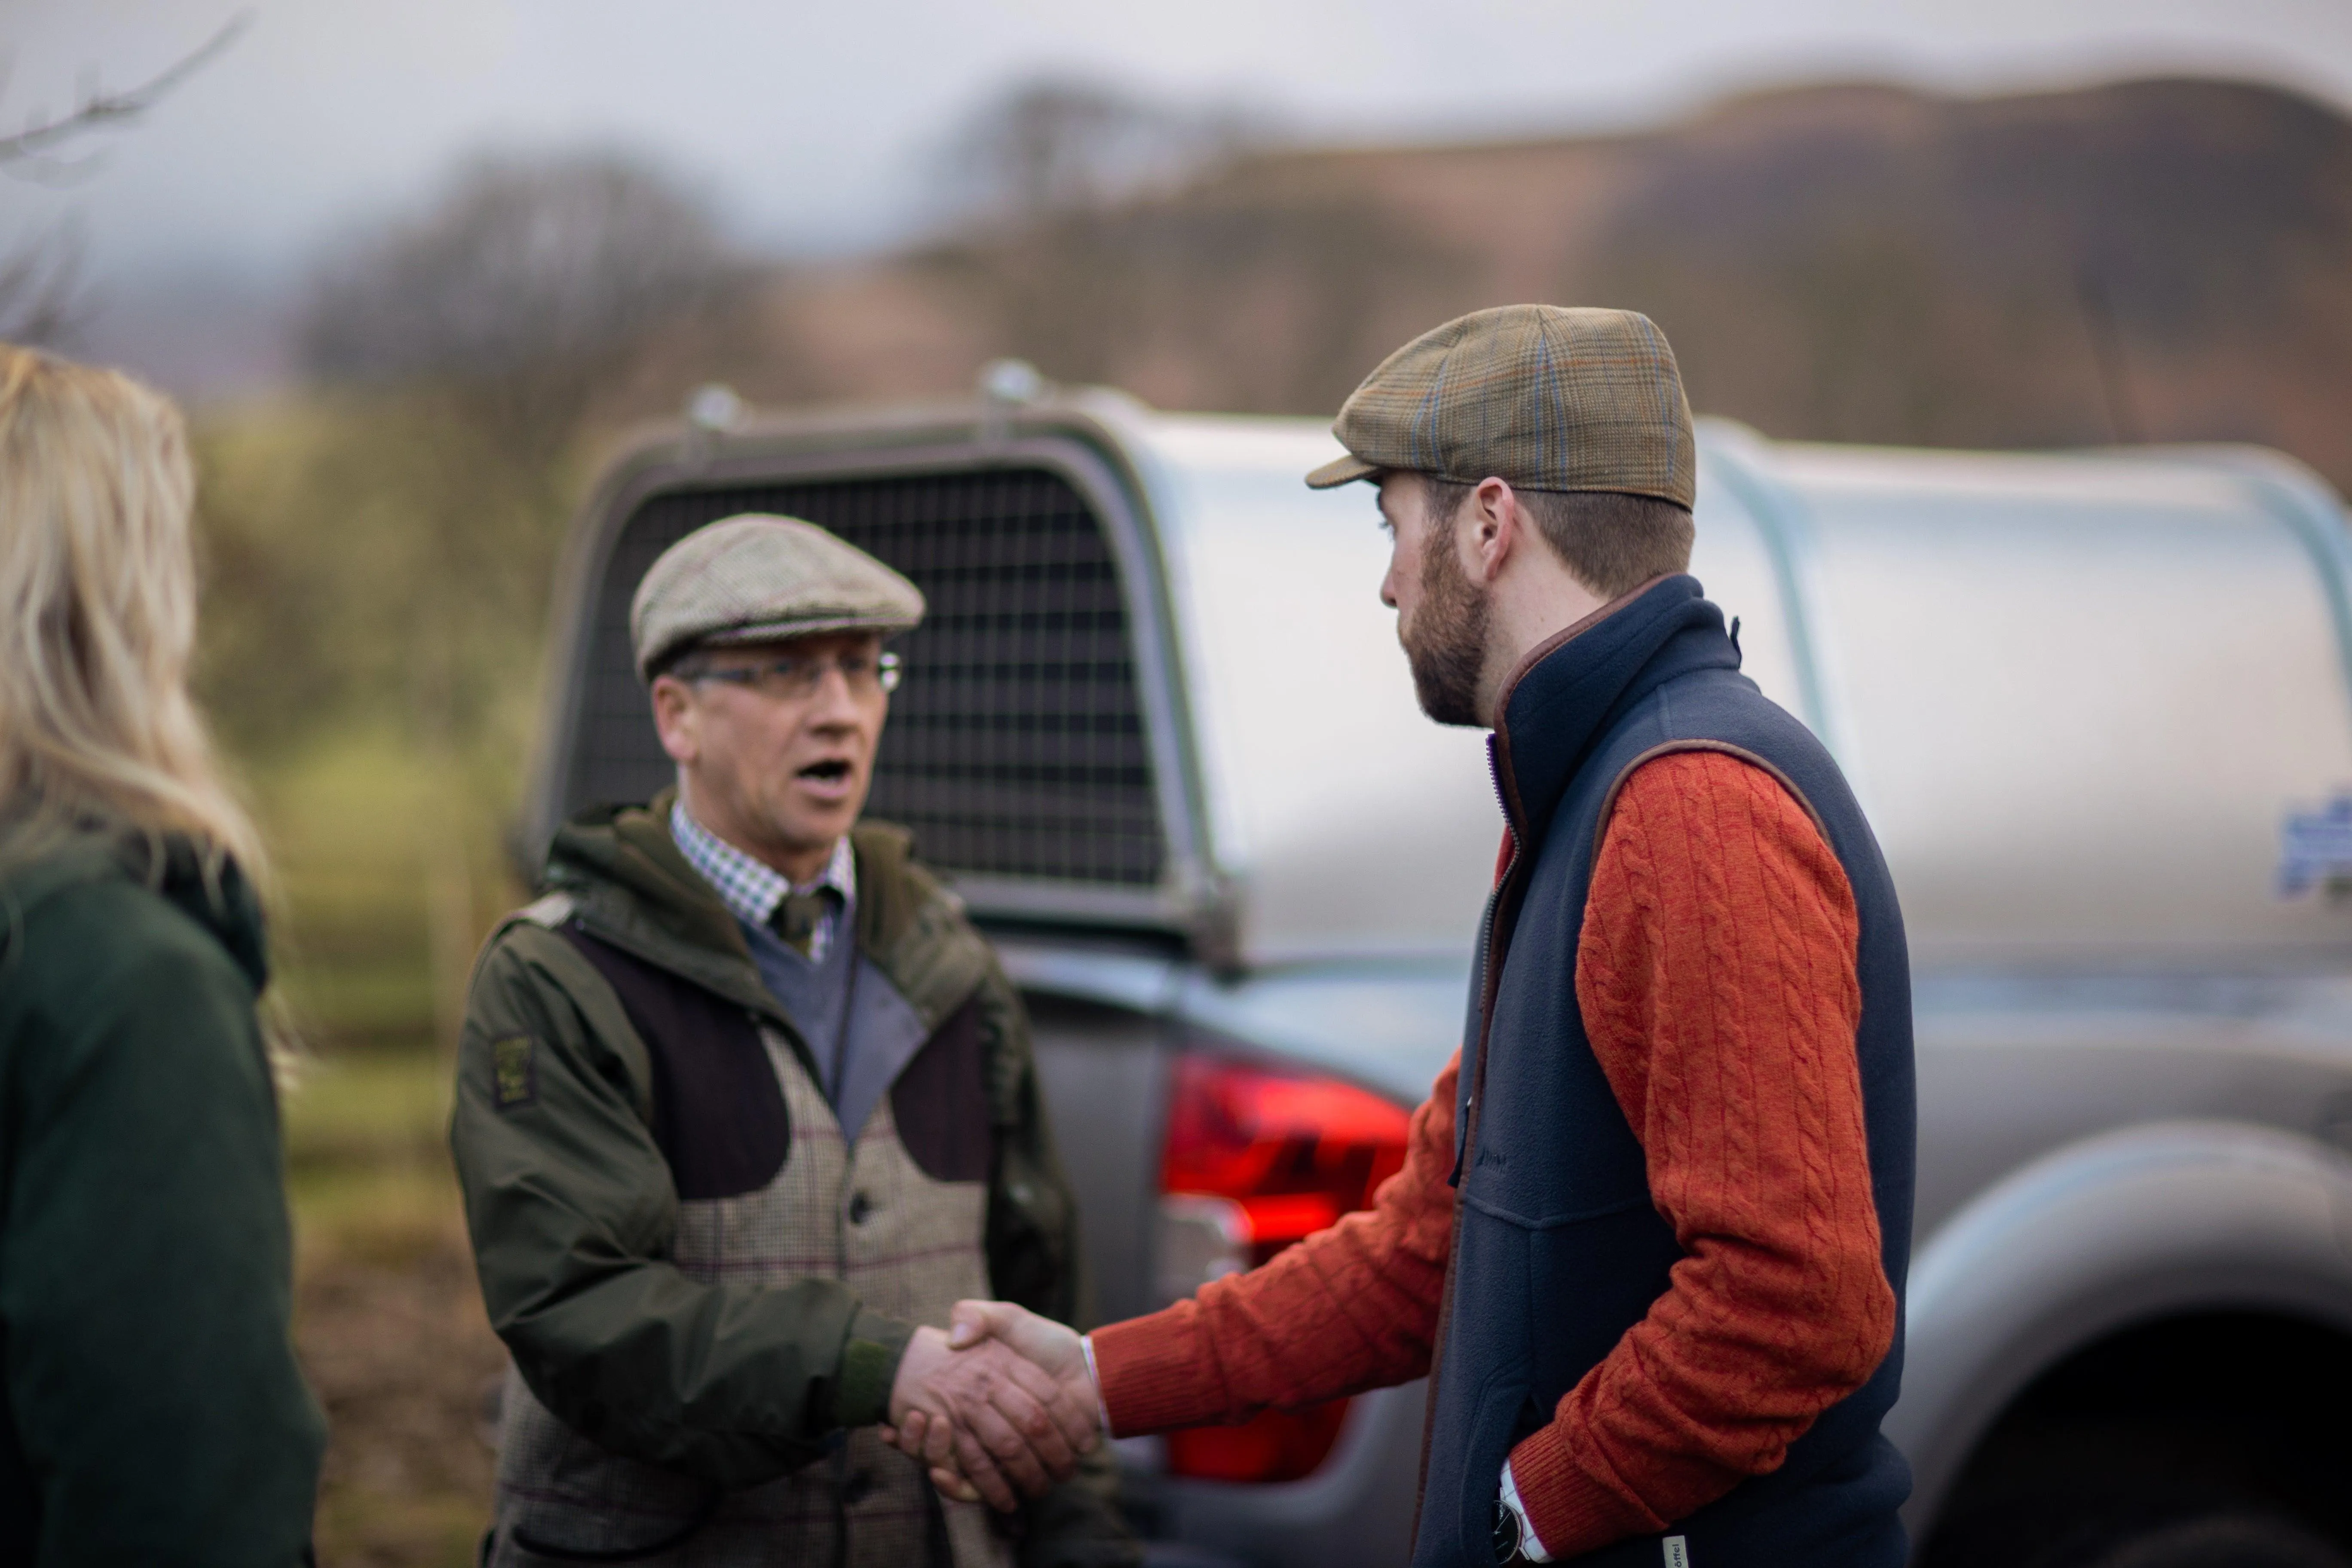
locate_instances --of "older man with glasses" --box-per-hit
[451,514,1136,1568]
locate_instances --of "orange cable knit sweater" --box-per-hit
[1090,749,1897,1559]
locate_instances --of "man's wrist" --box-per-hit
[1498,1459,1553,1562]
[1079,1333,1113,1438]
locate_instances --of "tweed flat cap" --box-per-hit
[1306,305,1697,508]
[630,514,925,680]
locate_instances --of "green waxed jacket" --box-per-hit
[450,794,1134,1565]
[0,832,326,1567]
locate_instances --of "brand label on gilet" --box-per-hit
[1662,1537,1690,1568]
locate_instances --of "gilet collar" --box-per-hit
[1487,573,1738,845]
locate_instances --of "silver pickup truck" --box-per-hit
[525,383,2352,1567]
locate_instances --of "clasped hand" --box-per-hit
[882,1301,1096,1510]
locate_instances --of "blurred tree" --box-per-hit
[266,147,742,750]
[922,75,1462,406]
[204,147,739,1046]
[927,78,1250,385]
[300,149,739,464]
[941,77,1258,227]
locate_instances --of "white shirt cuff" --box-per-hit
[1500,1458,1554,1562]
[1079,1334,1113,1438]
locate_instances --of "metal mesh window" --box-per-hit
[563,467,1166,888]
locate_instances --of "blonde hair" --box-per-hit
[0,345,267,887]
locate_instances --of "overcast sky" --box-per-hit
[6,0,2350,293]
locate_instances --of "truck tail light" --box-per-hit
[1155,1052,1412,1483]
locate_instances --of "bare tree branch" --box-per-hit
[0,13,250,172]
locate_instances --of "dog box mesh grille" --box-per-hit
[563,468,1166,888]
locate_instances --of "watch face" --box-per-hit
[1491,1498,1522,1563]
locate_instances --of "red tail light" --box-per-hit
[1156,1052,1412,1483]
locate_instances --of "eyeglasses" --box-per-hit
[684,649,902,701]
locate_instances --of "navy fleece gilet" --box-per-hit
[1412,575,1917,1568]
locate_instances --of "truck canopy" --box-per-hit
[534,393,2352,973]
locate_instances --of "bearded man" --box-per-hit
[896,306,1919,1568]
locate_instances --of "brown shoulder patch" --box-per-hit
[890,997,992,1183]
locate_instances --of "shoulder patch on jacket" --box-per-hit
[515,891,578,929]
[491,1034,538,1109]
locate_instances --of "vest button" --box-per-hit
[848,1191,873,1225]
[842,1469,874,1505]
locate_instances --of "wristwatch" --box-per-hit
[1492,1497,1528,1564]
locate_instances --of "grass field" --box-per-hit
[183,385,600,1562]
[251,729,525,1566]
[286,1049,504,1568]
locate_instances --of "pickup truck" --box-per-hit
[524,380,2352,1567]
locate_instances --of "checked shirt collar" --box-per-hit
[669,800,856,962]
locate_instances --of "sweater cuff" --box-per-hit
[1088,1302,1220,1437]
[1079,1335,1114,1436]
[1500,1459,1554,1562]
[832,1308,916,1429]
[1507,1422,1665,1559]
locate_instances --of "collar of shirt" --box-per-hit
[668,801,856,933]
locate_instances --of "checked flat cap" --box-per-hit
[1306,305,1697,508]
[630,513,925,680]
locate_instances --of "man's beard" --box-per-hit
[1403,517,1491,728]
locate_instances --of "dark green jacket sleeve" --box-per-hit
[451,925,912,1490]
[0,880,325,1566]
[974,960,1142,1568]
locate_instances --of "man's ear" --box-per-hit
[1466,477,1520,585]
[650,676,699,766]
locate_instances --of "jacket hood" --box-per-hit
[546,788,749,963]
[154,840,270,993]
[0,830,270,993]
[1489,574,1740,845]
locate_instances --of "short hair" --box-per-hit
[1423,478,1694,600]
[645,643,703,685]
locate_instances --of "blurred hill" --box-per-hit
[688,74,2352,494]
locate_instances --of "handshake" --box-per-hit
[882,1301,1101,1511]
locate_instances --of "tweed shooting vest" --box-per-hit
[488,913,1011,1568]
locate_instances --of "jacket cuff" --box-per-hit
[1087,1302,1220,1438]
[832,1308,916,1429]
[1506,1422,1663,1559]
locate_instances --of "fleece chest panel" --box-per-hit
[1414,576,1918,1568]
